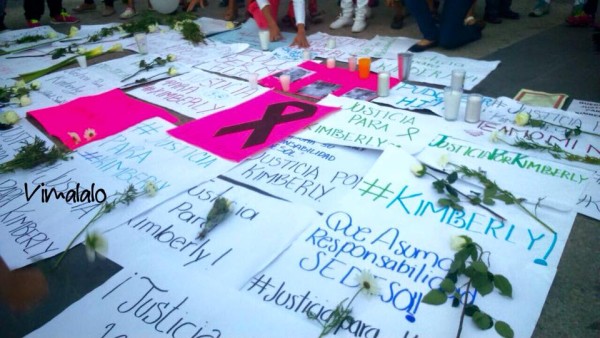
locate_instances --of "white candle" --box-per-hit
[258,30,270,51]
[326,58,336,69]
[247,73,259,90]
[348,56,356,71]
[450,69,466,91]
[465,94,482,123]
[302,49,311,60]
[76,55,87,68]
[444,87,462,121]
[279,74,291,92]
[327,38,336,49]
[377,72,390,97]
[134,33,148,54]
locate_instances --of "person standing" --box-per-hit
[484,0,519,24]
[247,0,310,47]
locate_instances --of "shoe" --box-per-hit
[408,40,437,52]
[484,15,502,24]
[102,6,116,16]
[50,10,80,24]
[566,13,593,27]
[352,18,367,32]
[529,2,550,17]
[26,19,41,28]
[72,3,96,13]
[0,22,6,31]
[120,7,136,19]
[500,10,520,20]
[309,11,324,24]
[390,15,404,30]
[330,14,353,29]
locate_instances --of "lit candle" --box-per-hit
[377,72,390,97]
[465,94,482,123]
[348,56,356,71]
[357,57,371,79]
[326,58,336,69]
[443,87,462,121]
[327,38,336,49]
[450,69,466,91]
[279,74,291,92]
[302,49,311,60]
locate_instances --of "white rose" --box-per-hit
[410,163,426,177]
[450,235,471,251]
[30,80,41,90]
[19,95,32,107]
[514,112,530,126]
[0,111,20,125]
[167,67,177,76]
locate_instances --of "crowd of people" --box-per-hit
[0,0,598,51]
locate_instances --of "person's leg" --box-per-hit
[120,0,136,18]
[73,0,96,13]
[225,0,238,20]
[330,0,354,29]
[404,0,438,42]
[103,0,115,16]
[353,0,369,32]
[48,0,80,23]
[24,0,44,25]
[530,0,550,17]
[499,0,519,19]
[484,0,502,23]
[438,0,483,49]
[247,0,279,29]
[388,0,405,30]
[0,0,7,30]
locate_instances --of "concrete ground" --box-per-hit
[1,0,599,337]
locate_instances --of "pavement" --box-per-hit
[1,0,599,337]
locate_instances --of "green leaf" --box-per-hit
[446,272,458,283]
[438,198,452,207]
[452,296,460,307]
[433,180,446,193]
[472,273,494,296]
[447,171,458,183]
[472,311,493,330]
[469,196,482,205]
[471,261,488,273]
[483,197,495,205]
[464,266,476,278]
[449,258,464,274]
[493,274,513,297]
[495,321,514,338]
[464,304,480,317]
[440,278,456,294]
[422,289,447,305]
[446,184,459,197]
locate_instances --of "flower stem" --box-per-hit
[456,280,471,338]
[515,200,556,234]
[538,119,600,138]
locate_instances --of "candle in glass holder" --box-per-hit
[444,87,462,121]
[76,55,87,68]
[302,49,311,60]
[465,94,482,123]
[327,38,336,49]
[397,52,413,81]
[326,57,336,69]
[348,56,356,71]
[279,74,291,92]
[377,72,390,97]
[451,69,466,91]
[247,73,259,90]
[358,57,371,79]
[258,30,270,51]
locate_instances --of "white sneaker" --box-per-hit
[120,7,136,19]
[329,14,353,29]
[352,18,367,32]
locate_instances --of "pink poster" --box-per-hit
[28,89,178,149]
[258,60,400,99]
[167,91,339,162]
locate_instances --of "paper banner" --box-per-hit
[102,178,317,286]
[36,53,193,104]
[373,82,496,117]
[418,135,592,211]
[258,61,400,99]
[0,118,235,269]
[0,119,52,165]
[223,136,381,211]
[245,146,582,338]
[128,69,268,118]
[351,35,419,60]
[196,16,240,36]
[194,47,304,80]
[50,24,131,47]
[27,264,317,338]
[0,26,65,54]
[296,95,440,153]
[371,51,500,90]
[167,90,339,162]
[0,45,80,80]
[210,18,296,51]
[577,171,600,220]
[568,98,600,117]
[1,90,58,118]
[28,89,177,149]
[306,32,370,61]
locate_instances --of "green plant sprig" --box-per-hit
[197,197,232,239]
[508,137,600,165]
[419,165,507,222]
[120,56,173,82]
[525,116,600,139]
[0,137,72,174]
[448,163,556,234]
[0,84,30,104]
[422,236,514,338]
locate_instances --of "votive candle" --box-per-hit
[326,57,336,69]
[451,69,466,91]
[444,87,462,121]
[377,72,390,97]
[465,94,482,123]
[348,56,356,71]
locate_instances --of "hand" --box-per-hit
[290,24,309,48]
[268,25,282,42]
[0,258,48,312]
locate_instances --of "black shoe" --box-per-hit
[408,41,438,52]
[390,15,404,29]
[484,15,502,24]
[500,10,520,20]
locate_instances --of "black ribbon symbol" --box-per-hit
[214,101,317,148]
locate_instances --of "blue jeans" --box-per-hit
[404,0,482,49]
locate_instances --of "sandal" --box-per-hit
[390,15,404,29]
